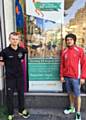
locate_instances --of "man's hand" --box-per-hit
[0,62,4,66]
[60,77,65,83]
[80,79,85,85]
[0,57,4,66]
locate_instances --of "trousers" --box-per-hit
[6,77,24,115]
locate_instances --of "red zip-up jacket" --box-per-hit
[60,45,86,79]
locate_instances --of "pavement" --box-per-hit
[14,108,86,120]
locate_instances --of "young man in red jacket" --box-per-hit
[60,33,86,120]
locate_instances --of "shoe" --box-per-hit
[19,109,30,118]
[75,112,81,120]
[64,107,75,114]
[7,115,14,120]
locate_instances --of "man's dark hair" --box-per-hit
[65,33,77,44]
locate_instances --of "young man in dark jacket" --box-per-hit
[0,32,30,120]
[60,33,86,120]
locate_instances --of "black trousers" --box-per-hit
[6,77,24,115]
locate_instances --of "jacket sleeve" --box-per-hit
[60,50,64,78]
[80,49,86,79]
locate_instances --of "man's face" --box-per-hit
[66,37,75,47]
[9,35,20,47]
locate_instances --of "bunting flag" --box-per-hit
[16,0,24,28]
[26,0,64,23]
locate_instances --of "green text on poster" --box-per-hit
[28,58,60,81]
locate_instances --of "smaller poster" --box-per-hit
[28,58,62,92]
